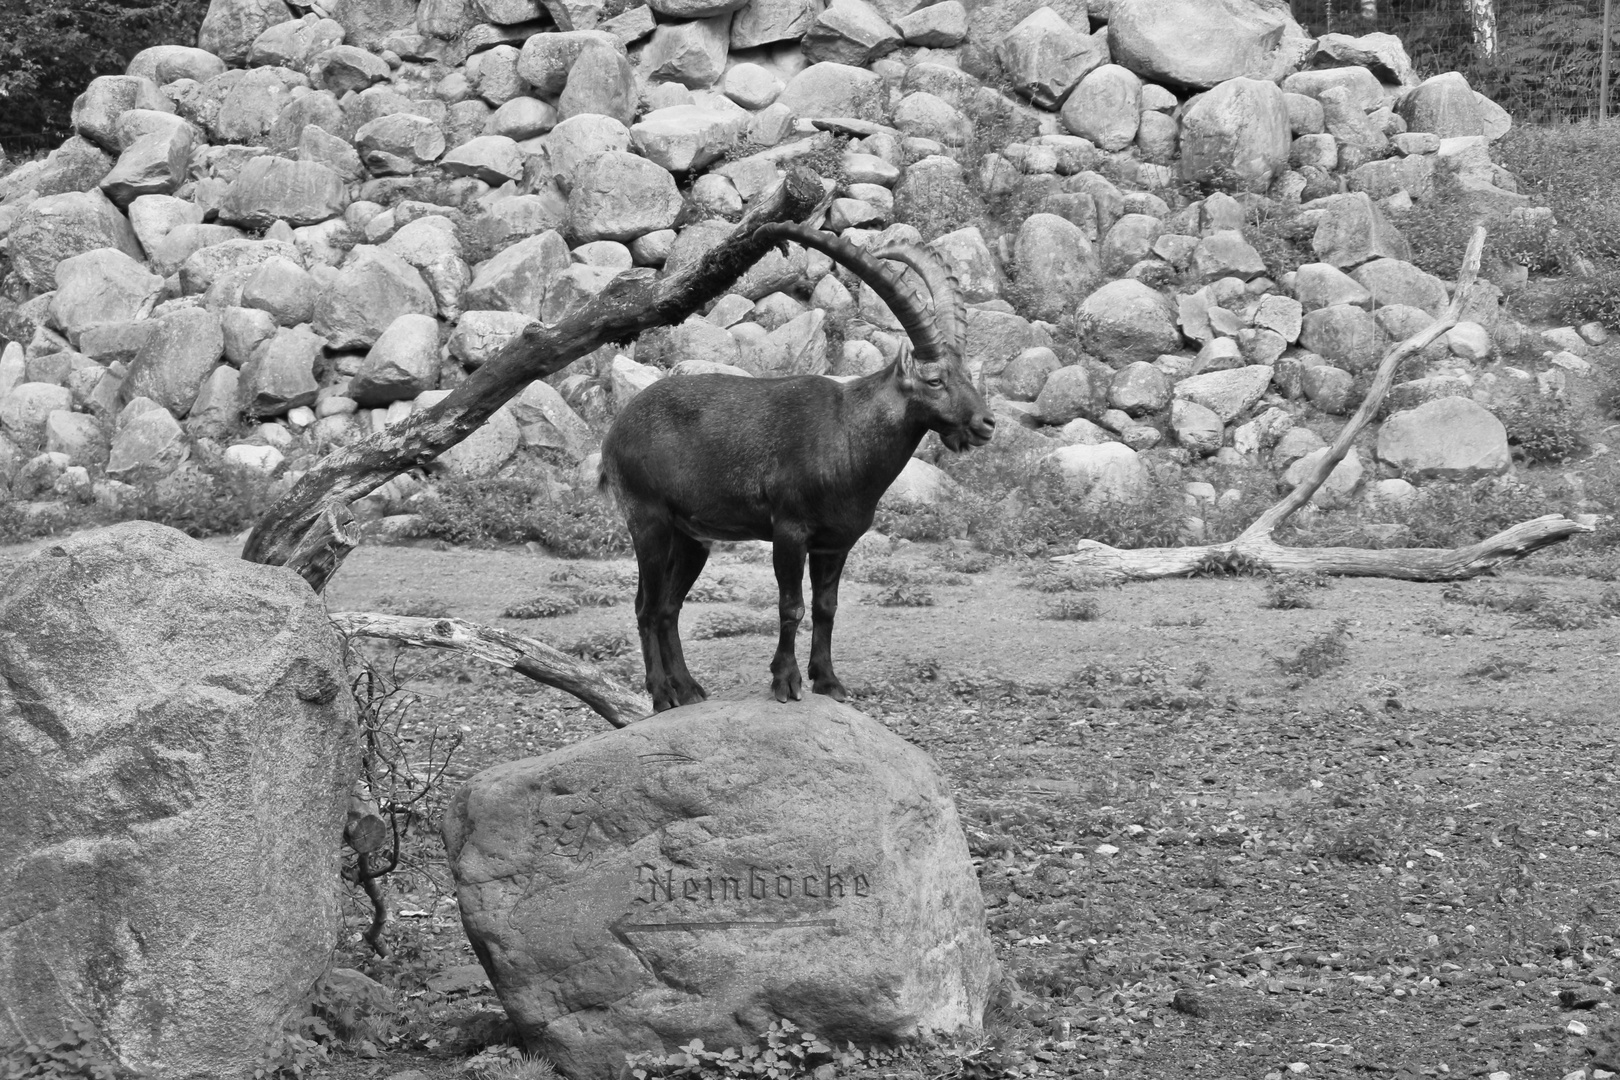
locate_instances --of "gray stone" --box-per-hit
[804,0,901,67]
[1397,71,1484,139]
[1299,303,1387,373]
[106,407,188,477]
[1178,76,1290,192]
[1170,396,1222,455]
[1376,397,1509,481]
[642,16,732,89]
[489,97,559,140]
[440,400,521,476]
[127,307,226,416]
[1109,360,1170,416]
[0,383,74,443]
[248,17,345,70]
[1350,258,1447,318]
[443,698,992,1080]
[731,0,820,47]
[350,313,441,405]
[127,194,205,253]
[995,6,1105,110]
[354,113,447,176]
[241,256,320,326]
[218,156,348,228]
[1293,262,1372,312]
[1173,364,1272,423]
[569,152,683,242]
[49,249,164,348]
[1300,363,1354,414]
[126,44,228,85]
[1076,279,1180,365]
[71,75,172,153]
[1253,294,1302,342]
[1060,64,1140,151]
[517,30,621,94]
[997,346,1060,400]
[558,40,636,123]
[777,62,888,123]
[1306,191,1409,268]
[1285,91,1324,136]
[1308,31,1416,85]
[449,310,534,366]
[1106,0,1309,90]
[1281,446,1363,507]
[329,0,419,51]
[1281,66,1384,113]
[1100,214,1163,276]
[509,378,595,460]
[468,44,527,106]
[212,66,309,145]
[544,114,633,190]
[43,411,108,467]
[314,246,436,350]
[1043,441,1153,505]
[1189,230,1266,283]
[896,0,966,46]
[99,125,195,206]
[0,521,354,1075]
[465,230,572,314]
[178,237,299,297]
[7,190,145,292]
[240,324,324,417]
[631,101,752,173]
[1137,109,1179,164]
[307,44,392,95]
[384,215,472,319]
[468,193,570,262]
[893,92,972,146]
[1035,364,1101,425]
[186,364,242,439]
[441,135,526,185]
[1012,213,1098,321]
[199,0,299,64]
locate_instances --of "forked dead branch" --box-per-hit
[1052,227,1595,582]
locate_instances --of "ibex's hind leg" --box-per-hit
[807,549,848,702]
[627,512,683,712]
[656,530,710,707]
[769,530,809,703]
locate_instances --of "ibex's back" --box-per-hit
[599,225,994,713]
[601,372,923,551]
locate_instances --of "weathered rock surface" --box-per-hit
[0,521,357,1078]
[443,697,994,1080]
[1107,0,1309,90]
[1076,279,1181,365]
[1376,397,1511,481]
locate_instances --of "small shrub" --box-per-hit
[466,1048,558,1080]
[1275,618,1352,679]
[691,611,775,639]
[933,548,994,574]
[687,577,742,604]
[562,630,633,661]
[1261,573,1331,610]
[375,595,451,619]
[415,480,632,557]
[1020,567,1106,593]
[1042,595,1101,621]
[502,593,580,619]
[872,582,935,607]
[626,1020,890,1080]
[1,1019,123,1080]
[1465,653,1530,681]
[1495,395,1590,464]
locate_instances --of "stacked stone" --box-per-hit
[0,0,1576,525]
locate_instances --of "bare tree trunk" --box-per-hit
[1052,228,1595,581]
[1467,0,1498,58]
[1602,0,1614,122]
[1360,0,1377,21]
[240,165,829,592]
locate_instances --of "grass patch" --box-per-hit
[1261,573,1331,610]
[690,611,774,639]
[1275,618,1353,680]
[501,593,580,619]
[871,582,935,607]
[1041,595,1101,621]
[415,479,632,557]
[561,630,633,661]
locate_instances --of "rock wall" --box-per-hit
[0,0,1592,526]
[0,520,359,1079]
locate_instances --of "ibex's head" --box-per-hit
[873,242,995,453]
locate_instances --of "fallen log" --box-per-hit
[329,612,651,727]
[1054,227,1596,580]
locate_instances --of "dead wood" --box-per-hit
[329,611,651,726]
[1053,227,1596,581]
[241,164,830,592]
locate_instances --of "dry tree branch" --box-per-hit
[1053,227,1595,580]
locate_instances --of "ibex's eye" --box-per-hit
[923,375,945,389]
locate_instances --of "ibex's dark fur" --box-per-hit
[599,224,995,711]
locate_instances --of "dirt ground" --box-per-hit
[9,532,1620,1080]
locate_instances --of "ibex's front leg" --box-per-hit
[807,549,848,701]
[770,529,809,702]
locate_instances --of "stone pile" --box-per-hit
[0,0,1586,527]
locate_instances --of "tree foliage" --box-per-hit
[0,0,210,155]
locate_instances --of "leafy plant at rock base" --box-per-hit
[1496,394,1592,465]
[251,1029,328,1080]
[625,1020,898,1080]
[1261,573,1331,610]
[1,1020,126,1080]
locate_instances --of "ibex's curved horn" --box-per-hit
[869,242,966,364]
[754,222,948,366]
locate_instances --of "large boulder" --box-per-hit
[1172,364,1272,423]
[7,190,145,291]
[49,249,165,347]
[217,156,348,228]
[313,246,437,350]
[1107,0,1309,90]
[71,75,172,152]
[568,151,684,242]
[1042,441,1153,508]
[777,62,888,122]
[995,7,1105,109]
[1305,191,1410,268]
[1376,397,1511,481]
[1060,64,1141,151]
[0,521,357,1078]
[198,0,298,64]
[1178,76,1291,192]
[1076,279,1181,365]
[443,697,993,1080]
[1397,72,1485,139]
[1299,303,1387,372]
[1012,214,1098,322]
[127,307,227,416]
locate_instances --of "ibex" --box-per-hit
[599,224,995,712]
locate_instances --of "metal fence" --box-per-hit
[1288,0,1619,123]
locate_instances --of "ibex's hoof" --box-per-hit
[771,670,803,703]
[812,677,847,702]
[676,680,708,706]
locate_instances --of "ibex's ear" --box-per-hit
[894,340,916,389]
